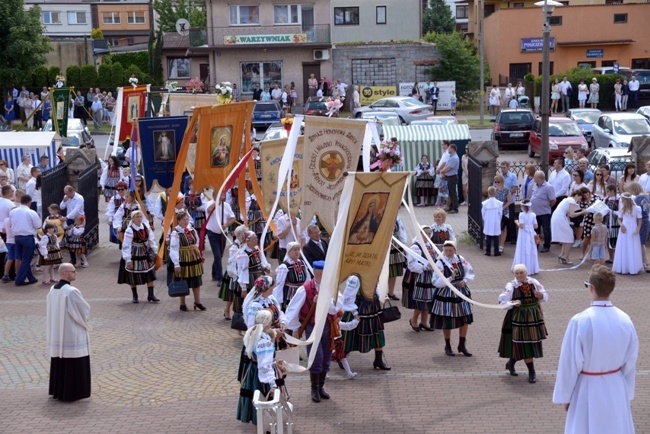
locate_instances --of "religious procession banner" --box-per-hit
[119,85,149,142]
[168,93,222,116]
[51,87,71,138]
[137,116,188,191]
[302,117,366,232]
[260,137,303,216]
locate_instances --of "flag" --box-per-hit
[119,85,149,142]
[260,137,303,216]
[51,87,71,138]
[168,93,222,116]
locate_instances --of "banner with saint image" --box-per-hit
[119,85,149,142]
[51,87,71,139]
[260,137,303,216]
[137,116,188,191]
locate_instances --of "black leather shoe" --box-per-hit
[505,359,519,376]
[445,345,455,356]
[540,247,550,253]
[388,294,399,301]
[528,371,537,383]
[179,304,188,312]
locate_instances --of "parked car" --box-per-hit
[566,108,601,142]
[637,105,650,121]
[353,96,434,124]
[528,117,588,159]
[491,109,535,148]
[591,66,631,77]
[43,118,94,146]
[359,112,401,138]
[303,97,330,117]
[631,69,650,102]
[411,116,458,125]
[252,101,283,128]
[590,113,650,149]
[260,121,305,141]
[587,147,632,182]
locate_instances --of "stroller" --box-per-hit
[0,115,9,131]
[517,95,530,109]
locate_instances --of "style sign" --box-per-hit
[586,49,604,58]
[521,37,556,52]
[360,86,397,105]
[224,34,307,45]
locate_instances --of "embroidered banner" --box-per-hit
[302,117,366,233]
[137,116,189,191]
[260,137,303,216]
[167,93,222,116]
[119,85,149,142]
[51,87,71,138]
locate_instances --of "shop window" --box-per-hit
[549,16,562,26]
[456,5,469,19]
[613,13,627,23]
[168,58,191,79]
[43,11,61,24]
[127,11,146,24]
[632,58,650,69]
[274,5,301,24]
[240,61,283,93]
[509,63,532,83]
[334,7,360,25]
[67,11,86,25]
[376,6,387,24]
[601,60,616,67]
[230,5,260,25]
[538,61,554,75]
[102,12,121,24]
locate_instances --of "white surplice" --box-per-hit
[46,283,91,359]
[481,197,503,236]
[553,301,638,434]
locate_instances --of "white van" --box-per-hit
[591,67,631,77]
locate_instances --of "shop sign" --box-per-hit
[360,86,397,105]
[224,34,307,45]
[521,37,556,52]
[586,49,604,58]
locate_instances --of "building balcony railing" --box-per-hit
[190,24,330,48]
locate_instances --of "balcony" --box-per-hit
[190,24,330,48]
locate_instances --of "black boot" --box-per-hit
[373,350,391,370]
[147,287,160,302]
[310,373,321,402]
[457,337,472,357]
[526,361,537,383]
[445,339,455,356]
[318,372,330,399]
[131,287,139,304]
[505,358,518,376]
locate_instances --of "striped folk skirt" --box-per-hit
[65,235,86,254]
[236,359,271,426]
[412,270,435,312]
[218,274,236,302]
[39,248,63,266]
[415,173,435,197]
[429,284,474,330]
[498,302,547,360]
[177,246,203,288]
[401,270,418,310]
[388,248,405,278]
[342,295,385,354]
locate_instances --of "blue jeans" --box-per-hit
[15,235,36,285]
[206,230,224,280]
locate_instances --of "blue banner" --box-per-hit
[137,116,188,191]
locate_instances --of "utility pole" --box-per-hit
[478,0,485,126]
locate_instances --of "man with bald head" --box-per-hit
[531,171,556,253]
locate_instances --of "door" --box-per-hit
[302,63,320,105]
[509,63,532,84]
[199,63,210,85]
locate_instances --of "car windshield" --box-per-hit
[500,112,534,124]
[255,103,279,112]
[572,112,600,124]
[381,117,401,126]
[549,122,583,137]
[262,129,284,141]
[61,135,80,147]
[307,101,327,110]
[400,98,427,108]
[613,119,650,135]
[635,72,650,84]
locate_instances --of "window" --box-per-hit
[274,5,300,24]
[601,60,616,67]
[614,13,627,23]
[513,3,524,8]
[106,38,120,46]
[127,11,146,24]
[230,5,260,25]
[240,61,283,93]
[538,61,554,75]
[578,61,596,68]
[168,58,190,79]
[102,12,121,24]
[605,0,622,4]
[376,6,386,24]
[334,7,360,25]
[632,58,650,69]
[456,5,468,19]
[42,11,61,24]
[67,11,86,25]
[549,16,562,25]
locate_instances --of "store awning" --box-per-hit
[557,39,634,47]
[0,132,57,170]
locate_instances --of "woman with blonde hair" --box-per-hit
[564,147,576,173]
[612,193,643,274]
[493,174,512,253]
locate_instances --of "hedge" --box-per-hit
[66,65,82,89]
[104,52,149,76]
[80,64,98,89]
[32,66,49,89]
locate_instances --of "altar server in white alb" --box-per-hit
[481,186,502,256]
[553,265,638,434]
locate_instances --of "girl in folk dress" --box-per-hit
[119,211,158,304]
[272,242,309,311]
[99,156,124,202]
[220,225,247,321]
[134,175,155,228]
[38,223,63,285]
[430,208,456,250]
[113,190,141,245]
[408,228,437,332]
[415,155,435,207]
[332,275,362,379]
[65,215,88,267]
[402,225,432,315]
[612,193,644,275]
[236,231,271,313]
[169,211,205,311]
[42,203,66,244]
[387,218,407,300]
[512,200,539,275]
[184,178,207,232]
[498,264,548,384]
[106,182,127,244]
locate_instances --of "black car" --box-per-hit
[303,97,329,117]
[631,70,650,103]
[491,109,535,148]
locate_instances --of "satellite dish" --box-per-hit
[176,18,190,36]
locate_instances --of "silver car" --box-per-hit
[353,97,434,124]
[587,147,632,181]
[590,113,650,149]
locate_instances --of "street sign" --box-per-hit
[521,37,556,52]
[586,49,604,58]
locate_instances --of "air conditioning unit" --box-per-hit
[313,49,330,61]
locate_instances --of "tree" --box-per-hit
[422,0,456,35]
[153,0,207,32]
[66,65,82,89]
[32,66,49,88]
[0,1,51,96]
[109,62,124,89]
[98,63,112,89]
[48,66,61,86]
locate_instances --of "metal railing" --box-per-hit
[191,24,330,48]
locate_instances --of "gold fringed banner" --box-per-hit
[302,117,366,233]
[260,137,303,216]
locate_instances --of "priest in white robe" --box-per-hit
[553,265,638,434]
[46,263,92,402]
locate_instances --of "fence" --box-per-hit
[41,164,69,221]
[77,164,99,251]
[467,154,487,249]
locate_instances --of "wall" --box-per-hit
[46,40,93,72]
[330,0,421,43]
[96,3,150,32]
[209,0,330,27]
[25,3,92,37]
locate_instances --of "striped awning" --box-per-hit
[0,132,57,172]
[382,124,471,171]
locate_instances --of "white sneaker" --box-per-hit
[460,201,467,206]
[346,372,358,379]
[80,262,89,268]
[572,240,581,248]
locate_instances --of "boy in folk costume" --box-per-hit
[65,215,88,267]
[553,265,638,434]
[331,275,361,379]
[39,223,63,285]
[481,186,503,256]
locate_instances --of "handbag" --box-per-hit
[231,312,247,331]
[168,273,190,298]
[381,299,401,323]
[534,234,541,245]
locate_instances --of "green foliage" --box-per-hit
[91,28,104,39]
[104,52,149,76]
[109,62,124,89]
[98,63,111,89]
[48,66,61,86]
[153,0,207,32]
[423,32,489,99]
[534,67,625,109]
[123,64,152,86]
[0,1,51,91]
[80,64,98,89]
[32,65,49,88]
[524,73,535,82]
[422,0,456,35]
[66,65,82,88]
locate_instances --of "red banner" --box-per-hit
[119,85,148,142]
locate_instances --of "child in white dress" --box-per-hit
[513,200,539,274]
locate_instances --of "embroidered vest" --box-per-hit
[298,280,335,325]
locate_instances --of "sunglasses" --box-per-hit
[596,174,603,176]
[117,188,125,191]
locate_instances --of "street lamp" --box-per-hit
[535,0,562,175]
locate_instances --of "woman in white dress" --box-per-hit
[612,193,643,275]
[512,200,539,275]
[577,79,589,109]
[551,191,587,264]
[489,85,501,116]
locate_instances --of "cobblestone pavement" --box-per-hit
[1,204,649,434]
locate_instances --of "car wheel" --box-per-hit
[399,116,406,125]
[355,112,362,119]
[528,144,535,158]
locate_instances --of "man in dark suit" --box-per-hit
[303,224,328,265]
[252,83,262,101]
[430,81,440,114]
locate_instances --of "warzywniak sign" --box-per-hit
[224,34,307,45]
